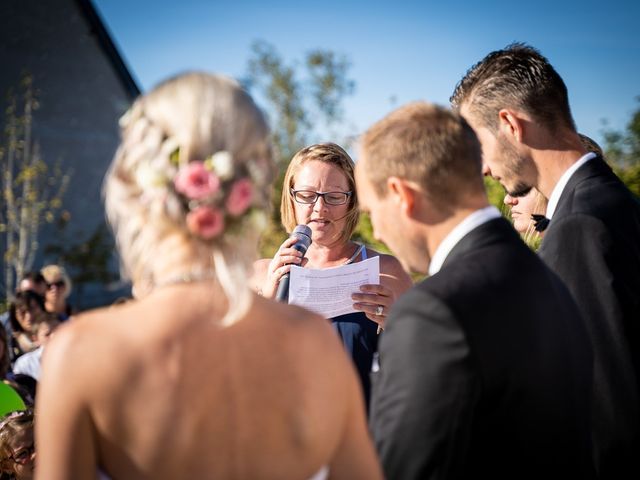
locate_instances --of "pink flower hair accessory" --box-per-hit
[174,161,220,200]
[226,178,253,217]
[137,148,265,241]
[186,205,225,239]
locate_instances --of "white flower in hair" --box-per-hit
[246,158,268,185]
[208,151,234,181]
[249,209,268,231]
[136,163,167,192]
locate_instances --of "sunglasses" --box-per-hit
[47,280,65,290]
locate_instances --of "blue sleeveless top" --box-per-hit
[330,246,378,411]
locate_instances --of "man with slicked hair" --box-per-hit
[357,101,594,479]
[452,43,640,479]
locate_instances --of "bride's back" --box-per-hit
[46,285,359,479]
[35,72,381,480]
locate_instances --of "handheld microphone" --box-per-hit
[275,224,312,303]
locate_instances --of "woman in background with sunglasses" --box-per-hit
[253,143,412,409]
[40,266,74,322]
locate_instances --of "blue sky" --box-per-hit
[93,0,640,148]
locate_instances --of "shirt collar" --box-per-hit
[546,152,596,219]
[428,206,502,276]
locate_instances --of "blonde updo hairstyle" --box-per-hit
[104,72,273,325]
[280,143,359,244]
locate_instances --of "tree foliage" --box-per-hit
[0,75,71,300]
[603,96,640,197]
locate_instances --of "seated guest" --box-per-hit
[40,265,73,321]
[13,315,59,382]
[0,273,47,354]
[358,102,595,479]
[0,410,34,480]
[15,274,46,299]
[7,293,45,360]
[35,72,382,479]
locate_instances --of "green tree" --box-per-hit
[0,74,71,301]
[244,41,356,256]
[602,97,640,197]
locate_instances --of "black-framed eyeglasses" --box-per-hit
[290,189,352,206]
[8,443,34,464]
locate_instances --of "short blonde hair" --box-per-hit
[41,264,72,299]
[104,72,274,325]
[280,143,359,244]
[360,102,484,208]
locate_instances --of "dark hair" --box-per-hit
[578,133,604,157]
[450,43,575,133]
[18,272,46,287]
[8,291,45,333]
[0,324,9,380]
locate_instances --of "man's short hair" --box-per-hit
[360,102,484,207]
[450,43,575,133]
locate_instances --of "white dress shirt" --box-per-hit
[428,206,502,276]
[546,152,597,219]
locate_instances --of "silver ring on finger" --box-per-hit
[376,304,384,316]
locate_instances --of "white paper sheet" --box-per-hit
[288,256,380,318]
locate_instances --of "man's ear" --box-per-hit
[498,108,525,143]
[387,176,418,217]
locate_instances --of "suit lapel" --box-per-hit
[552,156,612,218]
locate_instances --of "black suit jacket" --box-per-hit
[538,156,640,478]
[370,218,594,480]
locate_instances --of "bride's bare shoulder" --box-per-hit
[43,303,139,369]
[249,258,271,288]
[251,297,346,357]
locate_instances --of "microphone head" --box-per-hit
[291,224,312,254]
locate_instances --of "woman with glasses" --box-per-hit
[0,409,35,480]
[253,143,412,408]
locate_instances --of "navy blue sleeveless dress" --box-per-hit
[330,247,379,411]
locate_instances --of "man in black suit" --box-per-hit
[357,102,594,479]
[451,43,640,479]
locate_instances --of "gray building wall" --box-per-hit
[0,0,140,307]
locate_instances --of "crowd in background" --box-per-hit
[0,267,73,479]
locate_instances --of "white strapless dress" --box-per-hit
[99,465,329,479]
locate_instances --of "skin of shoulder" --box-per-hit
[366,248,414,295]
[250,257,271,291]
[35,307,123,480]
[262,298,384,479]
[36,296,382,479]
